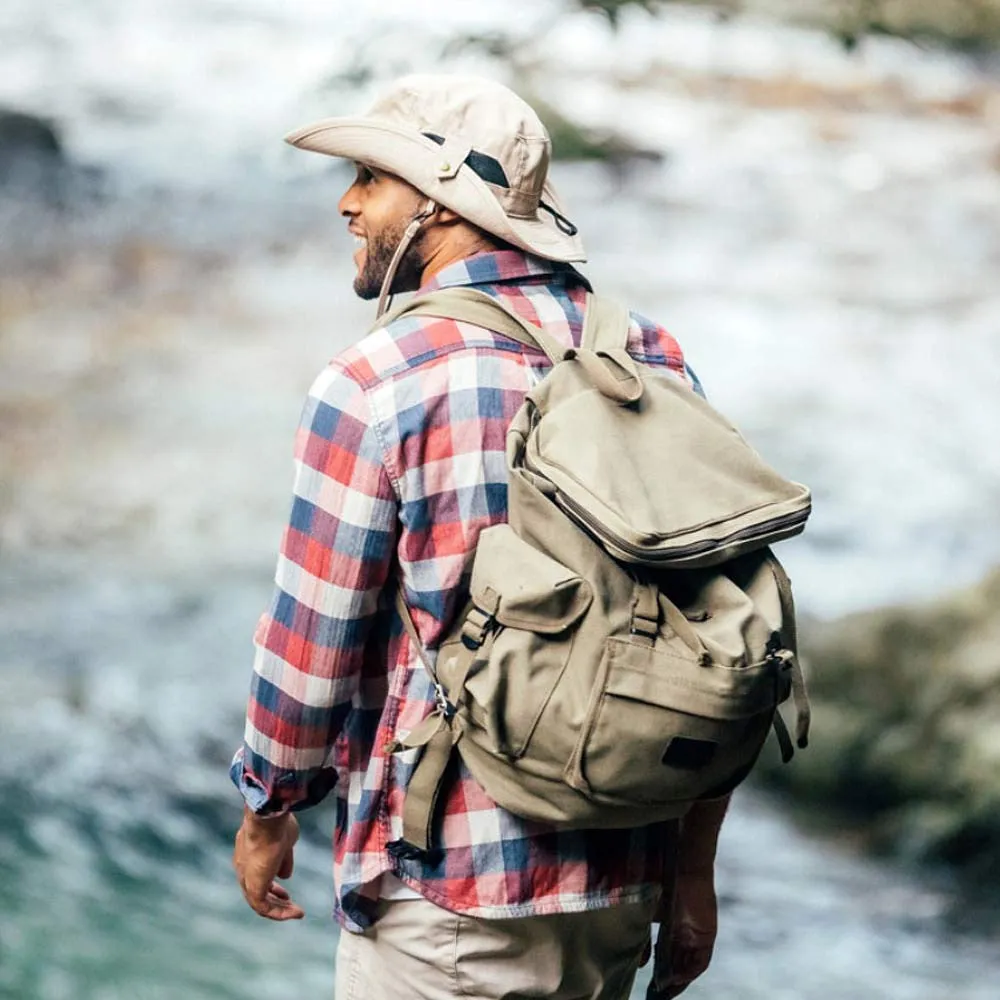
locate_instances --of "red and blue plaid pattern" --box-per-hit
[232,251,696,930]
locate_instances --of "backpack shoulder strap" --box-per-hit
[375,287,568,366]
[581,293,633,353]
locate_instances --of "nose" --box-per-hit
[339,181,361,220]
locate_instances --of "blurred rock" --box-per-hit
[0,110,65,197]
[686,0,1000,52]
[0,110,62,157]
[759,569,1000,880]
[531,95,667,182]
[0,108,102,207]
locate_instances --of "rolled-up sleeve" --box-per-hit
[231,363,398,815]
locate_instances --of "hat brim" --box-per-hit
[284,117,586,263]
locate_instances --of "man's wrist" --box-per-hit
[676,863,715,877]
[242,806,292,841]
[675,794,730,875]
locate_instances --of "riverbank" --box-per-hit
[759,569,1000,892]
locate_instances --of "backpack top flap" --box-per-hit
[520,365,811,568]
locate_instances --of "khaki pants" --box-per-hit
[335,895,656,1000]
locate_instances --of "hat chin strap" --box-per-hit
[376,199,438,319]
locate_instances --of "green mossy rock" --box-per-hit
[758,570,1000,877]
[683,1,1000,51]
[531,96,666,168]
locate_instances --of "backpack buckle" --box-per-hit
[433,682,456,720]
[769,647,795,670]
[461,607,496,649]
[629,584,660,641]
[629,613,659,639]
[460,588,501,650]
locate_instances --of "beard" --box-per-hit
[353,218,427,300]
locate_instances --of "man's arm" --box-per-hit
[676,794,730,876]
[231,364,398,918]
[649,795,731,999]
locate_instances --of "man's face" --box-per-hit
[338,163,428,299]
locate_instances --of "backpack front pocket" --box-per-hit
[566,638,779,804]
[439,524,592,760]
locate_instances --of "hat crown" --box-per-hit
[366,74,551,218]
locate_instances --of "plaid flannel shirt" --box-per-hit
[232,250,699,931]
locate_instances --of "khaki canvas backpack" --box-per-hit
[375,289,812,854]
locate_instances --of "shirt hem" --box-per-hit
[385,868,663,921]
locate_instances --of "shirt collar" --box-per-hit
[422,249,591,293]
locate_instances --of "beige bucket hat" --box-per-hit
[284,74,586,265]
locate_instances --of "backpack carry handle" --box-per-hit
[567,347,644,405]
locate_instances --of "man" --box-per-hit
[231,74,728,1000]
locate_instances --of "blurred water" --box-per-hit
[2,2,999,999]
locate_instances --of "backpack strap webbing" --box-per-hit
[771,556,811,751]
[581,293,633,353]
[391,585,473,853]
[379,287,634,365]
[766,554,811,763]
[376,287,568,366]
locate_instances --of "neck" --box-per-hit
[420,228,502,285]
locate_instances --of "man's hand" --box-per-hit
[233,808,305,921]
[647,870,718,999]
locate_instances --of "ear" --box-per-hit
[433,205,464,227]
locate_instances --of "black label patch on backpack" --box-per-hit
[662,737,718,770]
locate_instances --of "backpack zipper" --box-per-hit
[553,489,810,564]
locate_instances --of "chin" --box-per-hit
[353,277,379,300]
